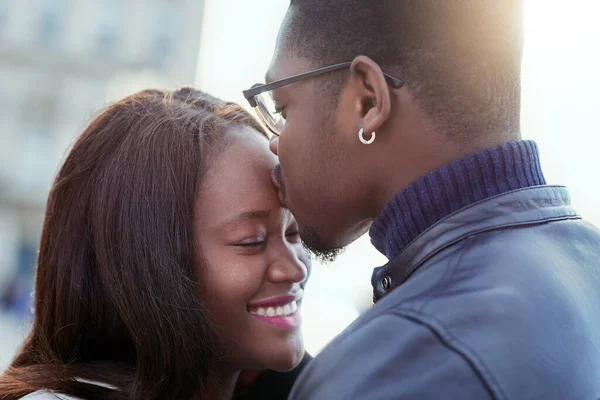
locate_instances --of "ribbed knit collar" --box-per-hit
[369,140,547,260]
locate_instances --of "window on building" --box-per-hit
[34,0,63,48]
[148,2,182,70]
[95,0,123,56]
[0,3,8,37]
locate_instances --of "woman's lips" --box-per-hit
[247,293,303,330]
[248,304,301,330]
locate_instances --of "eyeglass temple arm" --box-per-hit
[243,62,352,100]
[243,63,403,101]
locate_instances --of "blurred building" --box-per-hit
[0,0,205,321]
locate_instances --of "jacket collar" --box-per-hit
[371,186,580,302]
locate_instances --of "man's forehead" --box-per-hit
[265,68,276,84]
[265,53,312,84]
[265,52,285,84]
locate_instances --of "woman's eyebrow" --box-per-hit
[221,209,272,227]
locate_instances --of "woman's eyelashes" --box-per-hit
[233,229,299,249]
[235,238,266,248]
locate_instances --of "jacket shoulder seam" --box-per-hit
[387,310,506,400]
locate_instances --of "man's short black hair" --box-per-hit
[281,0,524,141]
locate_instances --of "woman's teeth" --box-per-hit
[250,301,298,317]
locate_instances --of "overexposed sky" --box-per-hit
[196,0,600,354]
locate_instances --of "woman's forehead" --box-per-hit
[196,131,279,222]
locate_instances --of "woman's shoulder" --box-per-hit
[19,391,80,400]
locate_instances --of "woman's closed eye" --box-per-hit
[235,238,266,248]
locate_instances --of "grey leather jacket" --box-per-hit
[291,186,600,400]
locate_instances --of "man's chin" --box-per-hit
[300,225,345,263]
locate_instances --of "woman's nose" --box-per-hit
[267,246,308,284]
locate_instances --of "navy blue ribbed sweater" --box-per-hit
[369,140,547,260]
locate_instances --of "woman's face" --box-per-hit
[194,126,310,372]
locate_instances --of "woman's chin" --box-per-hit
[262,347,306,372]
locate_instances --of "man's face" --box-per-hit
[265,35,375,261]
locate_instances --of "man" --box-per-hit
[242,1,600,398]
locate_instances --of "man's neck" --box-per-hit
[372,133,519,217]
[369,140,546,260]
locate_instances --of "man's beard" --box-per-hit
[301,225,344,263]
[273,165,344,262]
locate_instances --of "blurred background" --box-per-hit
[1,0,599,371]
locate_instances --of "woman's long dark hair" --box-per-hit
[0,88,265,400]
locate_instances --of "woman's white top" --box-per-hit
[20,392,79,399]
[19,378,116,399]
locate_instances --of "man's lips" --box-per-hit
[271,165,286,206]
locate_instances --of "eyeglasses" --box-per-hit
[242,62,404,136]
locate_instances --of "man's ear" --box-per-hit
[349,55,392,135]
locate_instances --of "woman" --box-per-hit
[0,88,311,400]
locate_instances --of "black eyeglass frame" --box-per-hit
[242,62,404,108]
